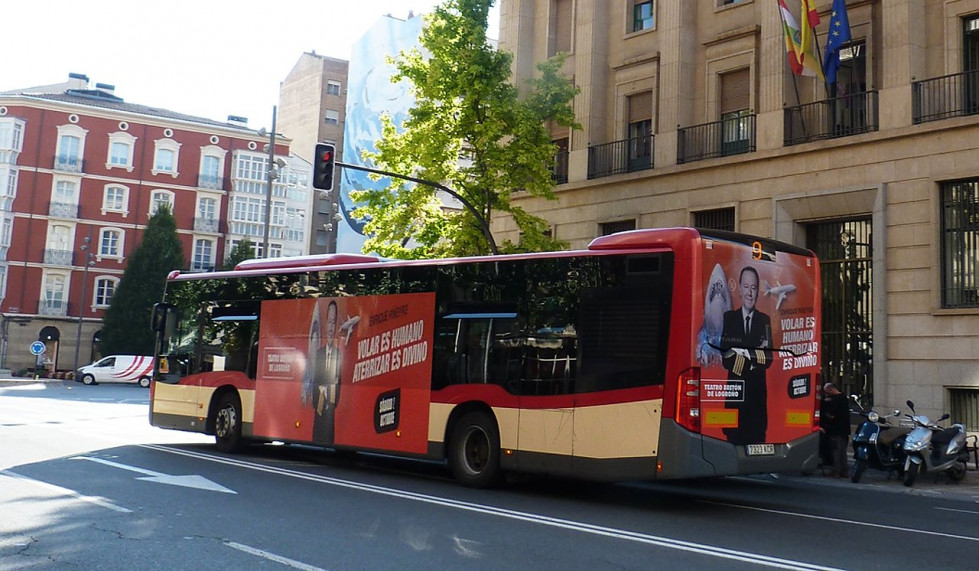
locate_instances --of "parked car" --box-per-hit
[76,355,154,387]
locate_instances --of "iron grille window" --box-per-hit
[949,388,979,431]
[806,218,874,404]
[940,179,979,308]
[693,207,735,231]
[600,219,636,236]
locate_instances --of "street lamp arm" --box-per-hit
[337,161,499,256]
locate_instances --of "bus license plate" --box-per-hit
[746,444,775,456]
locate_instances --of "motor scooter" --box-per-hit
[901,400,970,487]
[849,396,910,483]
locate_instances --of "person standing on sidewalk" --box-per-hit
[820,382,852,477]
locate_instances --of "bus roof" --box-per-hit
[234,253,380,271]
[165,227,811,283]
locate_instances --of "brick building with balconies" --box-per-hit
[0,74,297,375]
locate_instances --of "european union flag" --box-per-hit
[823,0,852,85]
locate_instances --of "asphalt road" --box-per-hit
[2,380,978,570]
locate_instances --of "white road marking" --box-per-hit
[225,541,327,571]
[0,469,132,513]
[935,506,979,515]
[142,445,840,570]
[73,456,236,494]
[704,500,979,542]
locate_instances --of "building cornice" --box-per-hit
[0,93,291,144]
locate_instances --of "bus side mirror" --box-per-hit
[151,303,174,332]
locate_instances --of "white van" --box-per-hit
[76,355,154,387]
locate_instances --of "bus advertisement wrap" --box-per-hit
[151,228,822,484]
[253,292,435,454]
[695,238,819,446]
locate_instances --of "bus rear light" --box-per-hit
[676,367,701,433]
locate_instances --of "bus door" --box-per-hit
[516,328,574,474]
[151,303,203,425]
[152,350,202,426]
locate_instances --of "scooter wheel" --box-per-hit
[851,459,867,483]
[948,461,967,482]
[903,462,919,486]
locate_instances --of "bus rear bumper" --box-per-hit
[656,421,820,479]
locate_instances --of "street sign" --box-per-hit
[29,341,46,356]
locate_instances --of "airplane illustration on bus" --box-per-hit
[762,280,797,310]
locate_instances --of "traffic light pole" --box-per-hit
[335,161,499,255]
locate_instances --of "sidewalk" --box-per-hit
[781,458,979,503]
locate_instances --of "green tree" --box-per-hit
[101,206,185,355]
[354,0,578,258]
[221,238,255,270]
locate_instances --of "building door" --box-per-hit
[806,218,874,405]
[964,16,979,114]
[830,41,869,136]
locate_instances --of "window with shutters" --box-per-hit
[719,68,751,155]
[549,0,573,56]
[628,91,653,170]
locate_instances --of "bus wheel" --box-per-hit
[448,411,502,488]
[138,376,151,388]
[214,393,243,453]
[81,374,97,386]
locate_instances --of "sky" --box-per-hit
[1,0,500,133]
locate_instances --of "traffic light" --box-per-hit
[312,143,336,191]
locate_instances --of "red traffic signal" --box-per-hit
[312,143,336,191]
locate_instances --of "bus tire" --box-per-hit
[448,411,503,488]
[81,374,97,386]
[214,392,243,453]
[138,376,151,388]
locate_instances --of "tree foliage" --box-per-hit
[353,0,578,258]
[100,206,185,355]
[221,238,255,270]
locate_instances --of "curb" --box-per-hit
[0,378,69,387]
[777,465,979,503]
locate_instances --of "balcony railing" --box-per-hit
[552,149,569,184]
[784,90,879,145]
[913,69,979,124]
[53,155,85,173]
[194,217,220,233]
[677,114,755,164]
[43,249,74,266]
[48,201,80,218]
[198,174,224,189]
[587,134,654,180]
[38,299,68,317]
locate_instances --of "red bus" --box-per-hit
[149,228,822,487]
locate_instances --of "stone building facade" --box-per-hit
[496,0,979,425]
